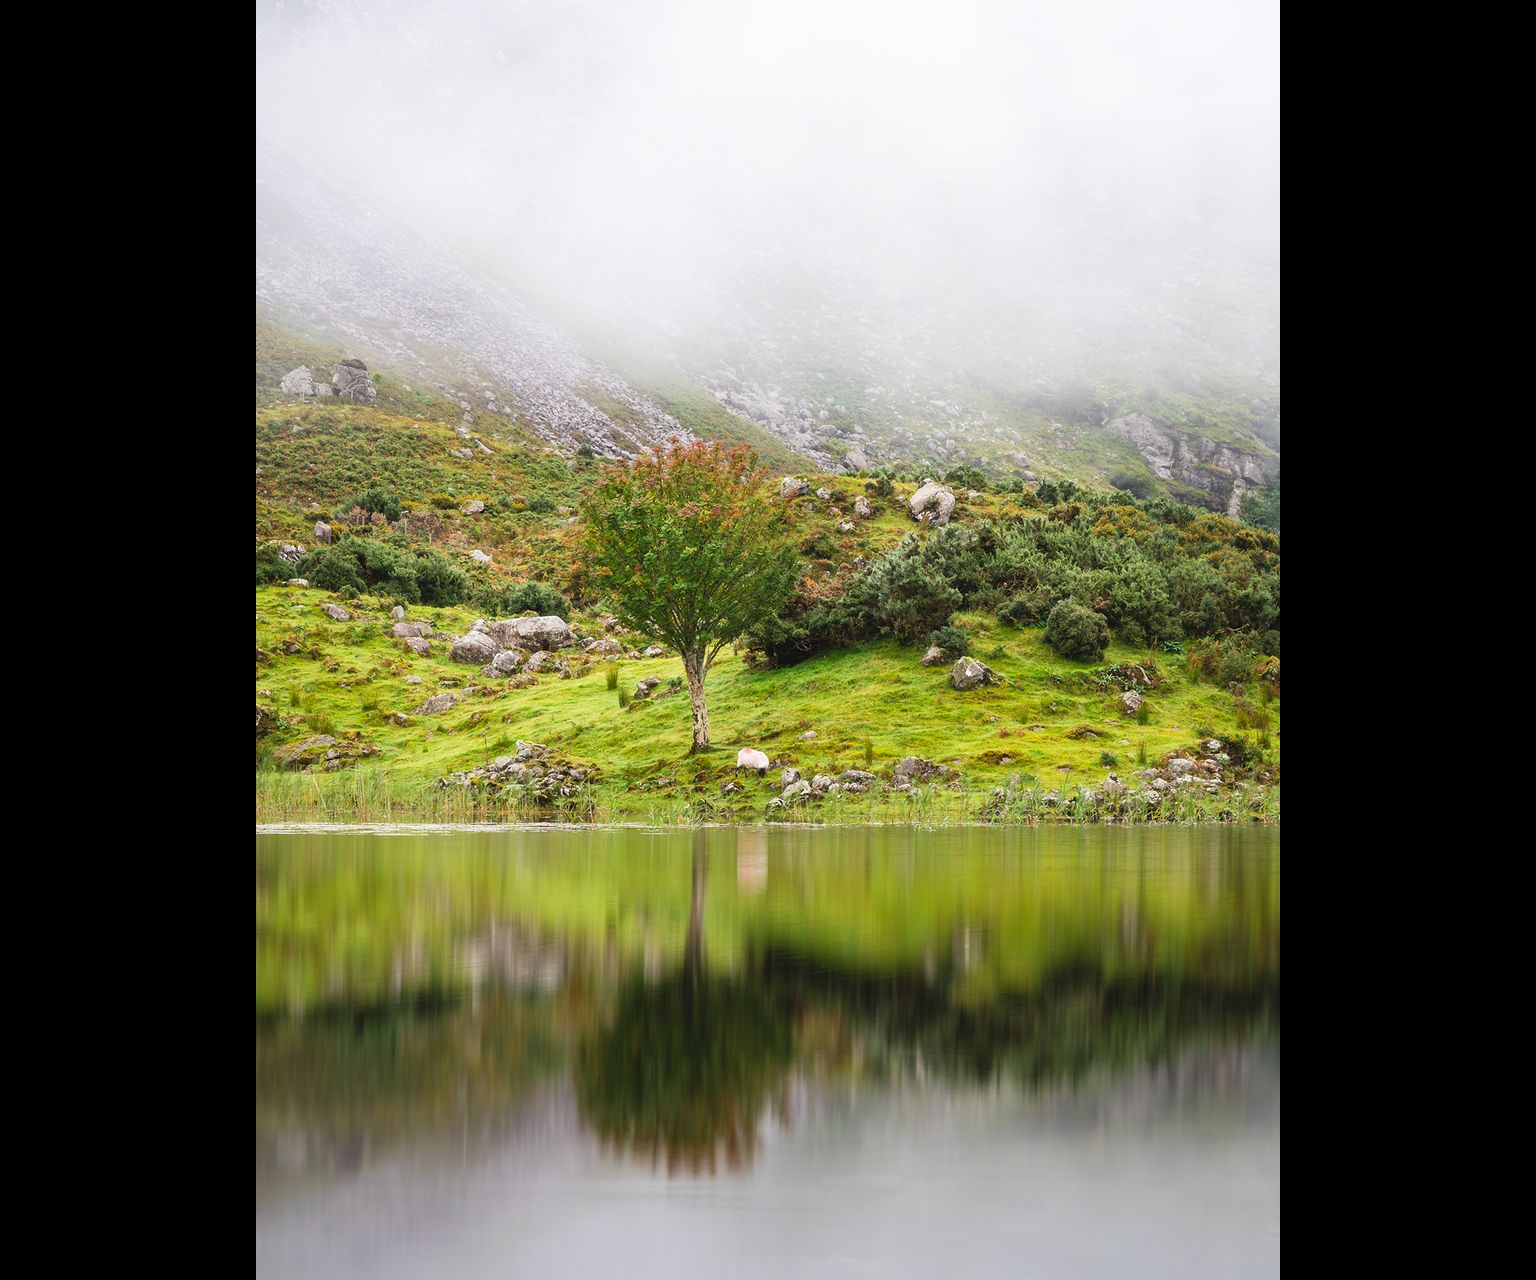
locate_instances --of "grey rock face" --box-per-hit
[781,477,809,499]
[279,366,318,397]
[642,645,666,658]
[331,359,377,404]
[950,657,999,689]
[781,768,801,786]
[1121,690,1144,714]
[469,549,493,564]
[402,637,431,656]
[781,779,812,802]
[845,448,869,471]
[314,521,332,544]
[891,756,958,786]
[909,481,956,526]
[634,676,661,698]
[1105,413,1271,516]
[815,487,832,501]
[414,692,459,715]
[921,645,947,666]
[450,632,500,664]
[320,603,350,621]
[391,606,406,621]
[496,615,573,651]
[392,622,429,638]
[854,495,873,519]
[462,500,485,514]
[483,650,525,676]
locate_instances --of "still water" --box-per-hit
[256,825,1279,1278]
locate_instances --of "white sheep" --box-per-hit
[735,748,770,777]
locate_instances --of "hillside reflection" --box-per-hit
[256,826,1278,1188]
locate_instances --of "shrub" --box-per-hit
[799,531,840,559]
[256,543,287,586]
[927,625,970,659]
[944,463,987,491]
[295,545,366,594]
[474,581,570,618]
[1044,599,1110,662]
[1099,751,1119,767]
[341,486,403,523]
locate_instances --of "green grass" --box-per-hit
[255,585,1278,824]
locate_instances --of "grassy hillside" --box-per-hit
[256,327,1279,824]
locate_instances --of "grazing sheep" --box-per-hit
[736,748,770,777]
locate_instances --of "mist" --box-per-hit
[257,0,1278,394]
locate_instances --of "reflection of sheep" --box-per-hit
[735,748,769,777]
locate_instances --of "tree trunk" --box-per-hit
[684,834,707,985]
[684,650,709,753]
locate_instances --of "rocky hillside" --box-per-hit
[257,139,1277,509]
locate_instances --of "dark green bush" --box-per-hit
[1044,599,1110,662]
[474,581,570,618]
[340,485,403,523]
[927,625,970,659]
[296,545,366,594]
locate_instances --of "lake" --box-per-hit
[256,824,1279,1278]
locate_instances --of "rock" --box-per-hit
[449,632,500,664]
[1168,758,1196,776]
[816,487,832,501]
[1121,691,1144,714]
[854,495,873,519]
[392,621,429,638]
[838,521,855,533]
[1204,738,1224,751]
[642,645,666,658]
[921,646,946,666]
[781,477,809,499]
[781,768,801,786]
[782,779,812,802]
[279,366,318,397]
[462,500,485,514]
[277,543,305,564]
[414,692,459,716]
[388,712,409,726]
[736,748,769,772]
[524,650,556,674]
[493,616,573,651]
[836,769,876,792]
[469,549,493,565]
[320,603,350,622]
[583,636,623,656]
[285,578,310,588]
[799,730,817,740]
[391,606,406,621]
[403,637,431,656]
[810,774,835,794]
[483,650,525,676]
[331,359,376,405]
[846,448,869,471]
[892,756,958,786]
[951,657,999,690]
[403,675,424,685]
[908,481,956,526]
[634,676,661,698]
[256,706,274,738]
[313,521,332,545]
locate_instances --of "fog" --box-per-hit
[256,0,1278,387]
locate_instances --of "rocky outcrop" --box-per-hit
[483,650,525,676]
[414,692,459,715]
[1105,413,1272,517]
[320,603,350,622]
[392,621,429,638]
[331,359,377,404]
[781,477,809,499]
[496,616,573,651]
[891,756,959,787]
[314,521,332,544]
[437,741,597,800]
[951,657,999,689]
[854,495,873,519]
[908,480,956,526]
[449,633,499,664]
[921,646,946,666]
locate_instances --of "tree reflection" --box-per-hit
[576,834,793,1175]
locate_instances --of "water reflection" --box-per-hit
[257,825,1278,1194]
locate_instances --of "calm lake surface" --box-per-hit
[256,825,1279,1279]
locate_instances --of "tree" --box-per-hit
[581,439,797,753]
